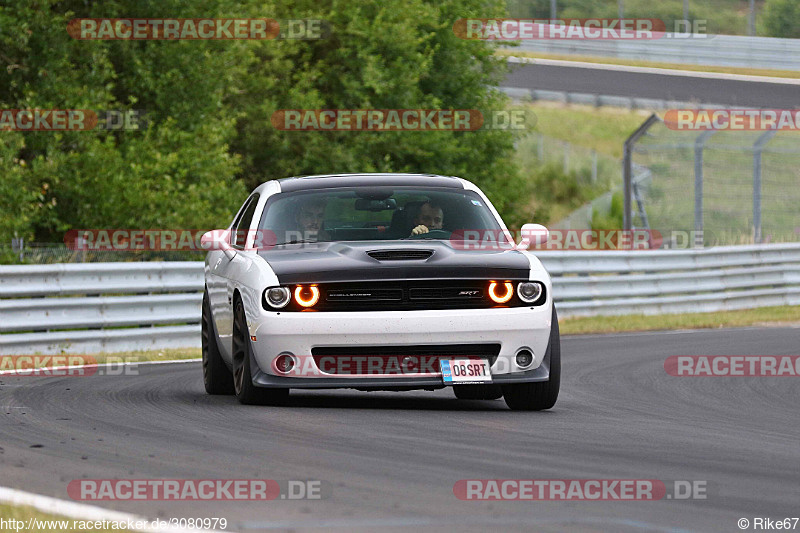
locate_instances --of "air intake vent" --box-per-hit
[367,249,433,261]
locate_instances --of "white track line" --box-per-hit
[0,485,230,533]
[0,358,200,376]
[506,56,800,85]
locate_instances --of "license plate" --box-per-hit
[440,358,493,384]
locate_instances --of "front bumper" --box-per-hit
[247,304,553,389]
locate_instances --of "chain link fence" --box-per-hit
[522,132,621,188]
[516,132,622,228]
[625,115,800,247]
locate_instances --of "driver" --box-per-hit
[410,201,444,236]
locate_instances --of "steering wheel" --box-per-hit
[408,229,451,240]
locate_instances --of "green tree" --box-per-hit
[761,0,800,38]
[0,0,246,244]
[1,0,528,248]
[228,0,529,226]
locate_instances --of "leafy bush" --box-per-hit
[761,0,800,38]
[591,191,624,231]
[1,0,531,244]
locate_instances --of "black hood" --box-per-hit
[258,240,530,284]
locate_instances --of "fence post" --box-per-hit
[11,236,24,262]
[693,130,716,248]
[537,133,543,160]
[752,130,777,244]
[591,150,598,183]
[623,114,660,231]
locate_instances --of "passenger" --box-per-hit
[293,197,331,242]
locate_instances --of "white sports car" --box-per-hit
[201,173,559,410]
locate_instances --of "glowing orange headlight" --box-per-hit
[488,281,513,304]
[294,285,320,308]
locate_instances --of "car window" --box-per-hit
[231,194,259,248]
[258,186,505,245]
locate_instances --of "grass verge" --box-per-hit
[519,101,648,158]
[0,349,200,373]
[85,348,200,364]
[4,308,797,366]
[498,49,800,80]
[0,503,127,532]
[560,305,800,335]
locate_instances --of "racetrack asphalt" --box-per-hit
[1,326,798,532]
[503,61,800,108]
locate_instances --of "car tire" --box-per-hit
[501,306,561,411]
[232,297,289,406]
[202,289,234,395]
[452,384,503,400]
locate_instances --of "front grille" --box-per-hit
[367,249,434,261]
[303,280,525,311]
[326,288,402,302]
[311,344,500,375]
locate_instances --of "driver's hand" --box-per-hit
[411,225,429,236]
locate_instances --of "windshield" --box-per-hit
[258,186,506,245]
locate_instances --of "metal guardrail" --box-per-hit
[505,33,800,71]
[538,243,800,316]
[500,86,737,111]
[1,244,798,354]
[0,263,203,355]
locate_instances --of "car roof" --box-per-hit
[275,173,465,192]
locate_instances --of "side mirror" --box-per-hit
[201,230,237,260]
[516,223,549,250]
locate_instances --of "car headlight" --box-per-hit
[488,281,514,304]
[294,285,320,308]
[264,286,291,309]
[517,282,544,304]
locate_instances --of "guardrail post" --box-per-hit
[753,130,777,244]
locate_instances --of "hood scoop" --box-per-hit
[367,249,434,261]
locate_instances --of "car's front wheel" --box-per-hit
[202,290,234,395]
[501,306,561,411]
[232,297,289,406]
